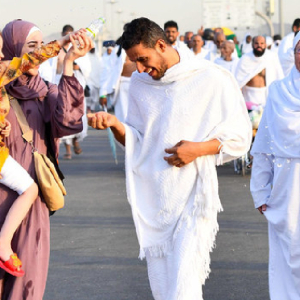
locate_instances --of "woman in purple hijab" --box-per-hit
[0,19,93,300]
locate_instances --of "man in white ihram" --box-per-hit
[235,36,283,108]
[88,18,251,300]
[250,32,300,300]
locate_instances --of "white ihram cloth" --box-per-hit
[123,53,252,299]
[279,31,300,77]
[278,32,295,75]
[214,57,239,74]
[235,50,284,106]
[242,86,267,106]
[112,76,130,123]
[78,51,102,111]
[235,49,283,89]
[172,41,194,59]
[192,48,209,60]
[250,66,300,300]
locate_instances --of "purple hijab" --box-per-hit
[2,19,48,100]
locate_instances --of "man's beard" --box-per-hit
[167,37,176,45]
[253,48,265,57]
[152,66,168,80]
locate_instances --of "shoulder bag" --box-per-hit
[9,97,66,212]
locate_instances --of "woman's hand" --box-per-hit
[65,31,94,62]
[57,28,88,48]
[62,30,94,76]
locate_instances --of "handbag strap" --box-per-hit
[9,96,34,146]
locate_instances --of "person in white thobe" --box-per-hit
[88,17,252,300]
[240,33,252,55]
[278,19,300,76]
[250,32,300,300]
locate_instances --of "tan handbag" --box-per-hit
[10,97,66,212]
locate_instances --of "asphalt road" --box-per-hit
[44,128,269,300]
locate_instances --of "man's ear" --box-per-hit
[156,39,167,53]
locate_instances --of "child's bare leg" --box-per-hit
[0,182,38,261]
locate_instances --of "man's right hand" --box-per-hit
[87,112,126,146]
[257,204,267,214]
[87,112,116,130]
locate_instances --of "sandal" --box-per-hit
[0,253,25,277]
[72,138,82,155]
[63,153,72,160]
[73,146,82,155]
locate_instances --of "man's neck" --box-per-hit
[193,48,202,54]
[223,56,232,61]
[166,46,180,68]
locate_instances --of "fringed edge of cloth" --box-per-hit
[139,155,223,272]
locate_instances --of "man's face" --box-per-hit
[246,35,252,44]
[215,34,225,49]
[126,41,168,80]
[184,32,193,43]
[164,27,179,45]
[192,36,203,50]
[220,42,233,59]
[295,41,300,72]
[253,36,266,57]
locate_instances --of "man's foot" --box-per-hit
[63,153,72,160]
[72,138,82,155]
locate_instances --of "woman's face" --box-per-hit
[20,30,43,76]
[295,41,300,73]
[0,36,4,60]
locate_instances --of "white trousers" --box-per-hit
[145,223,204,300]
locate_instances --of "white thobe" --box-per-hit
[251,65,300,300]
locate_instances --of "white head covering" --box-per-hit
[293,31,300,50]
[26,26,41,39]
[241,32,252,55]
[266,36,273,47]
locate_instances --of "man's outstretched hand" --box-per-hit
[87,112,116,130]
[87,112,126,146]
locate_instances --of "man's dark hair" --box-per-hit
[62,24,74,35]
[273,34,282,41]
[292,18,300,29]
[164,20,178,31]
[203,28,215,41]
[121,17,169,50]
